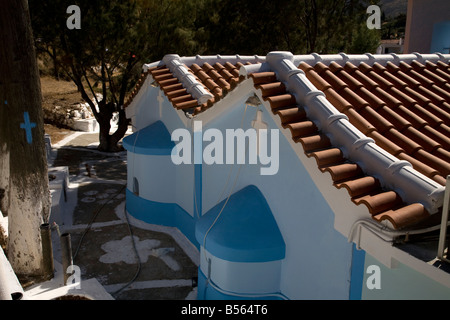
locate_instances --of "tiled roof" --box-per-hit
[150,61,245,114]
[125,55,265,115]
[299,60,450,187]
[125,53,450,230]
[251,68,431,229]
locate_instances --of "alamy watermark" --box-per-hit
[66,264,81,289]
[171,121,280,176]
[366,5,381,30]
[366,265,381,290]
[66,5,81,30]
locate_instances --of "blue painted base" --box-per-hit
[197,269,284,300]
[196,185,285,263]
[349,244,366,300]
[126,189,199,248]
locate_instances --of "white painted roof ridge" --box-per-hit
[161,54,214,105]
[180,54,266,67]
[239,62,271,77]
[292,52,450,67]
[155,54,266,105]
[265,51,445,214]
[142,60,163,73]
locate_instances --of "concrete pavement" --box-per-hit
[26,130,199,300]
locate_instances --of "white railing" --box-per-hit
[438,175,450,263]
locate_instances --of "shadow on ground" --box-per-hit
[52,144,199,300]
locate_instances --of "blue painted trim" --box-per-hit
[197,269,283,300]
[349,243,366,300]
[194,164,202,219]
[195,185,285,263]
[123,121,175,155]
[126,189,198,248]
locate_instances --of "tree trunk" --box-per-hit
[0,0,51,278]
[110,109,130,151]
[52,46,60,81]
[97,115,113,152]
[96,102,129,152]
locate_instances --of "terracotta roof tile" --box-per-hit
[419,125,450,150]
[314,63,349,92]
[360,63,395,90]
[322,163,363,183]
[345,64,379,91]
[257,82,287,99]
[394,105,427,128]
[323,88,353,113]
[353,191,404,216]
[359,106,394,133]
[309,148,345,167]
[373,203,429,229]
[388,87,417,108]
[166,88,188,100]
[404,126,443,154]
[266,93,297,110]
[385,127,422,154]
[367,131,404,156]
[276,106,307,127]
[345,108,377,135]
[335,176,381,198]
[378,106,411,130]
[249,72,278,85]
[297,134,331,153]
[426,61,450,83]
[415,149,450,177]
[287,120,318,140]
[339,87,371,111]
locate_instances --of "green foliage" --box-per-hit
[30,0,384,86]
[349,23,382,53]
[381,13,406,39]
[29,0,385,106]
[28,0,385,150]
[199,0,381,55]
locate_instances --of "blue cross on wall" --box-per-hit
[20,112,37,144]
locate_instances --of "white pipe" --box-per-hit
[348,218,450,250]
[0,246,24,300]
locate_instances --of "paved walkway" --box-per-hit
[43,130,199,300]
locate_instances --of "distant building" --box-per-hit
[376,38,404,54]
[404,0,450,53]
